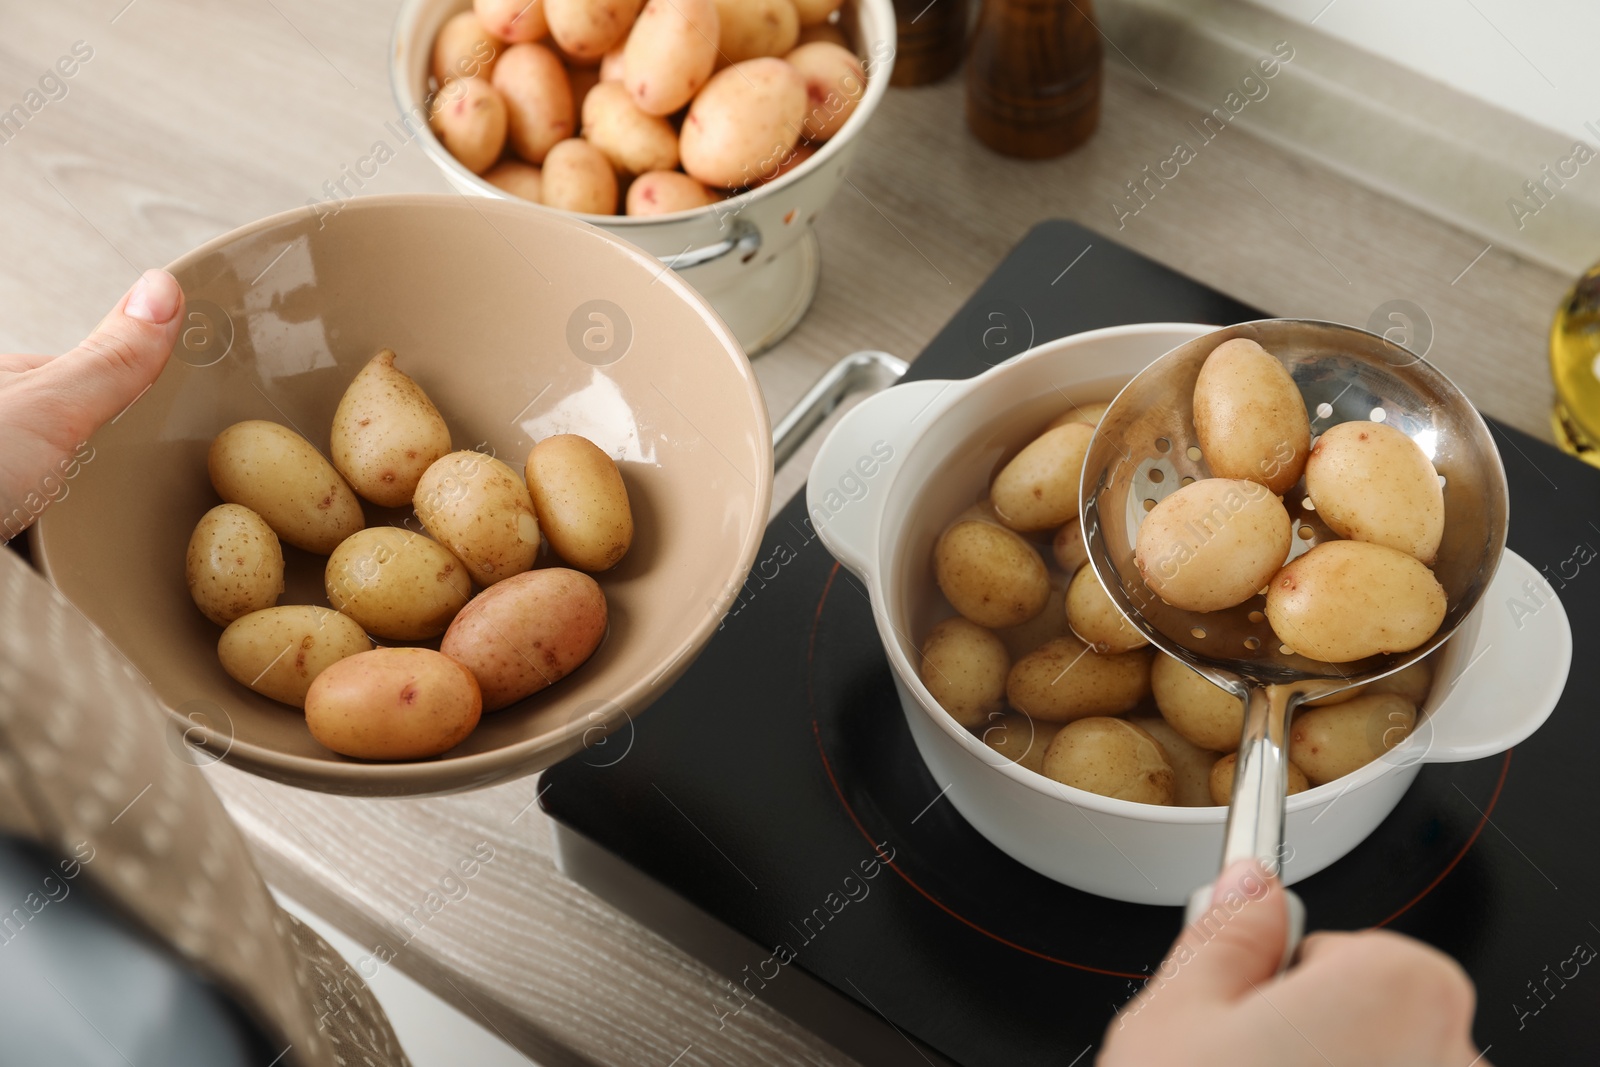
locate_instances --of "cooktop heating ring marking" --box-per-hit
[807,560,1512,978]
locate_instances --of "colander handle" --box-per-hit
[660,219,761,271]
[807,377,952,578]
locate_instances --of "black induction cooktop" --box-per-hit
[542,221,1591,1066]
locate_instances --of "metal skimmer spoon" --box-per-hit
[1079,319,1508,956]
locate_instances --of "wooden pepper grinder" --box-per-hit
[966,0,1102,158]
[889,0,970,86]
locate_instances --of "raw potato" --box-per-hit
[1133,715,1220,807]
[623,0,720,116]
[1192,338,1311,495]
[1042,717,1174,805]
[305,648,482,760]
[330,349,453,508]
[1289,693,1417,785]
[979,713,1061,775]
[680,58,806,189]
[761,140,815,183]
[217,605,372,708]
[185,504,285,626]
[325,528,473,641]
[1065,564,1147,653]
[715,0,799,64]
[626,170,717,215]
[524,434,634,571]
[430,77,508,174]
[934,520,1050,629]
[1134,477,1291,612]
[1046,401,1111,431]
[1209,752,1311,806]
[919,616,1010,729]
[1006,636,1151,723]
[1052,519,1088,573]
[990,422,1093,532]
[1305,658,1434,708]
[1151,652,1242,751]
[599,45,626,81]
[547,0,642,60]
[476,0,549,42]
[790,0,842,27]
[1304,420,1445,565]
[787,41,864,141]
[484,159,543,201]
[493,43,574,163]
[541,138,619,212]
[1266,540,1446,663]
[414,451,541,586]
[441,568,608,709]
[208,420,365,555]
[581,82,679,174]
[433,11,503,83]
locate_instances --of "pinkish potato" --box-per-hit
[541,138,619,213]
[429,77,509,175]
[581,81,679,174]
[599,45,627,81]
[441,568,608,709]
[475,0,550,42]
[492,42,574,163]
[786,41,864,141]
[433,11,503,83]
[680,57,806,189]
[622,0,720,116]
[305,648,482,760]
[714,0,799,64]
[626,170,717,215]
[547,0,643,61]
[484,159,543,201]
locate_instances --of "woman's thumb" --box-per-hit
[1154,860,1291,1002]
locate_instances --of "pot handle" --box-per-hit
[1414,549,1572,764]
[807,378,953,578]
[660,218,761,271]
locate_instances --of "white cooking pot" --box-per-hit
[807,323,1571,906]
[390,0,896,354]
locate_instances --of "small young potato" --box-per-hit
[208,420,364,555]
[990,422,1094,532]
[1192,338,1310,495]
[978,713,1062,775]
[599,45,626,81]
[787,41,864,141]
[330,349,453,508]
[1134,477,1291,612]
[1046,400,1112,431]
[622,0,720,116]
[1304,658,1434,708]
[679,58,807,189]
[185,504,285,626]
[484,159,543,201]
[217,606,372,708]
[524,434,634,571]
[1065,564,1148,653]
[441,568,608,709]
[325,528,473,641]
[1132,715,1221,807]
[994,577,1068,660]
[1151,652,1242,751]
[492,43,574,163]
[433,11,503,83]
[626,170,718,215]
[305,648,482,761]
[546,0,643,62]
[581,82,679,174]
[414,451,540,586]
[1289,693,1416,785]
[541,138,619,212]
[1042,717,1174,805]
[919,617,1010,729]
[1208,752,1311,806]
[1304,420,1445,565]
[934,520,1051,629]
[430,77,509,174]
[790,0,843,27]
[1006,636,1151,723]
[475,0,549,42]
[1052,518,1088,573]
[715,0,799,65]
[1266,540,1447,663]
[797,21,849,47]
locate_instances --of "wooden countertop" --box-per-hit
[1,2,1573,1065]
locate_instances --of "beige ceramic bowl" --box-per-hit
[31,195,772,796]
